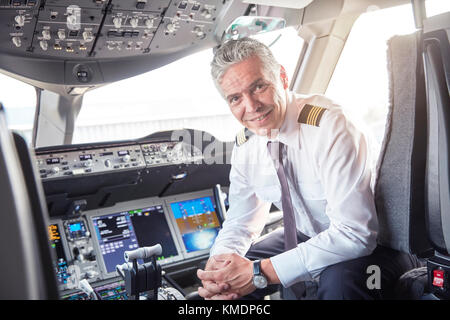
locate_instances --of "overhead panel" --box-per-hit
[0,0,39,54]
[92,0,169,58]
[32,2,104,58]
[0,0,251,86]
[149,0,225,53]
[0,0,228,60]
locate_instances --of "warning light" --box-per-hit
[432,269,445,288]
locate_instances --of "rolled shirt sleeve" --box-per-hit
[270,107,379,287]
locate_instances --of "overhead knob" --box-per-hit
[82,30,94,42]
[201,9,212,19]
[51,167,60,174]
[67,15,77,26]
[129,17,139,28]
[12,36,22,47]
[113,17,122,29]
[165,23,176,33]
[14,15,25,27]
[42,29,51,40]
[193,26,206,39]
[57,30,66,40]
[145,18,154,28]
[39,40,48,51]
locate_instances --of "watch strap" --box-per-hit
[253,260,262,276]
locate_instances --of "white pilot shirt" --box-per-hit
[210,91,379,288]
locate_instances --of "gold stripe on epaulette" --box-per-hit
[235,128,254,146]
[236,128,247,146]
[298,104,327,127]
[310,106,321,126]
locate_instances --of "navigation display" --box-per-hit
[91,205,180,273]
[128,205,179,263]
[92,212,139,273]
[169,197,221,253]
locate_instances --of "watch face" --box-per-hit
[253,275,268,289]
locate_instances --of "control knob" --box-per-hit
[51,166,60,174]
[12,37,22,48]
[82,30,94,42]
[122,154,131,163]
[104,159,112,167]
[67,14,77,26]
[113,17,123,29]
[73,247,84,262]
[193,26,206,39]
[57,30,66,40]
[165,23,176,33]
[83,159,93,167]
[201,9,212,19]
[145,18,154,28]
[14,15,25,27]
[159,143,168,153]
[42,29,51,40]
[129,17,139,28]
[85,270,97,279]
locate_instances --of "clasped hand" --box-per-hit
[196,253,255,300]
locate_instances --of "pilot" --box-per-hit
[196,37,421,300]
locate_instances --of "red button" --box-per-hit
[432,269,445,287]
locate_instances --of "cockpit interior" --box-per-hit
[0,0,449,301]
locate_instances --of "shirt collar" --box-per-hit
[264,91,302,150]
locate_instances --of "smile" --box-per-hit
[250,109,272,122]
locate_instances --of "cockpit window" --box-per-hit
[73,26,304,144]
[326,0,449,166]
[0,73,36,144]
[426,0,450,18]
[325,3,418,166]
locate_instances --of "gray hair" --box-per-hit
[211,37,281,94]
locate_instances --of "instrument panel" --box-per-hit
[48,189,224,298]
[0,0,226,59]
[35,130,232,299]
[36,140,203,180]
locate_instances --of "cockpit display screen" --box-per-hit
[67,220,88,240]
[169,197,220,253]
[46,158,60,165]
[91,212,139,273]
[79,154,92,161]
[92,205,180,273]
[128,205,179,263]
[48,224,69,285]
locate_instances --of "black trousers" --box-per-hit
[244,228,423,300]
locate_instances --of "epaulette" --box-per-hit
[235,128,254,147]
[297,104,327,127]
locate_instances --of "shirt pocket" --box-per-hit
[254,185,281,203]
[297,181,329,227]
[297,181,326,200]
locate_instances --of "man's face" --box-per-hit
[219,56,288,136]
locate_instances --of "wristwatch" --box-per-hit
[252,260,268,289]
